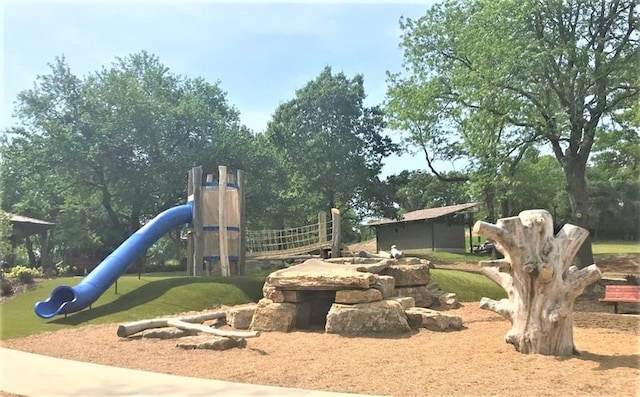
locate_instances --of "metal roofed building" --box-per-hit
[368,203,478,254]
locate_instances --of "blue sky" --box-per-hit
[2,0,442,177]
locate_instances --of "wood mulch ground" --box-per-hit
[1,252,639,396]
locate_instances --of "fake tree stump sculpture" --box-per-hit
[473,210,601,356]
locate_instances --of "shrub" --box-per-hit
[7,266,44,285]
[625,274,640,285]
[0,279,13,296]
[54,261,71,277]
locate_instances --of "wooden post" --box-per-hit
[318,211,327,244]
[237,169,246,276]
[187,169,194,276]
[218,166,230,276]
[205,174,215,276]
[468,213,474,254]
[39,230,49,273]
[192,166,205,276]
[331,208,341,258]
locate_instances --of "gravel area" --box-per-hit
[2,298,638,396]
[2,246,638,396]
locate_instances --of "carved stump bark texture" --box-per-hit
[473,210,601,356]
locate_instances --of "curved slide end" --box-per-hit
[34,202,193,319]
[34,285,76,318]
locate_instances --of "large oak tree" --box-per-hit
[387,0,639,264]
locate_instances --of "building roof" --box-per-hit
[368,202,478,226]
[9,214,56,227]
[6,213,55,239]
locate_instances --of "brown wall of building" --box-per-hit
[375,219,466,253]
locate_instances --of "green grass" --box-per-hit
[0,273,265,340]
[592,241,640,255]
[429,268,506,302]
[407,241,639,264]
[407,250,488,264]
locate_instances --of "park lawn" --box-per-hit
[0,274,264,340]
[1,268,505,340]
[412,240,639,265]
[592,241,640,255]
[429,269,506,302]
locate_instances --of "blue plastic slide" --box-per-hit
[34,203,193,319]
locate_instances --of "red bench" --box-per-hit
[599,285,640,314]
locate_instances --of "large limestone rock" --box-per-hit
[335,288,383,304]
[176,335,246,350]
[226,303,257,330]
[266,259,377,290]
[376,275,396,298]
[395,285,433,307]
[405,307,464,331]
[426,282,460,310]
[392,296,416,309]
[325,300,411,335]
[381,263,430,287]
[263,283,285,303]
[250,299,297,332]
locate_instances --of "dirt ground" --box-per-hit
[1,249,639,396]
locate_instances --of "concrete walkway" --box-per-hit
[0,348,380,396]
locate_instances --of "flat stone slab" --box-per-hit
[266,259,377,290]
[176,335,246,350]
[405,308,464,331]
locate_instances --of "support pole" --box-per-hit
[331,208,341,258]
[318,211,327,244]
[192,166,205,276]
[187,169,194,276]
[218,165,230,276]
[237,169,246,276]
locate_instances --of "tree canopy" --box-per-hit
[1,52,263,263]
[387,0,638,228]
[386,0,639,263]
[266,66,398,225]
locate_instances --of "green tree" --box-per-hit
[1,52,262,260]
[386,170,471,213]
[266,66,398,227]
[587,127,640,240]
[388,0,639,263]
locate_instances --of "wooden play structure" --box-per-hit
[186,165,245,277]
[186,166,342,277]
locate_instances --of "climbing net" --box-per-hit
[246,218,334,255]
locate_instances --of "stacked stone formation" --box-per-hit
[380,258,433,307]
[250,257,463,335]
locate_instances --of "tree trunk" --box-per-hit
[473,210,601,356]
[24,236,37,268]
[482,184,497,222]
[564,161,594,268]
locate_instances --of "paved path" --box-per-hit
[1,348,381,396]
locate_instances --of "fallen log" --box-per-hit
[117,310,227,337]
[355,259,392,274]
[166,319,260,338]
[356,251,391,259]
